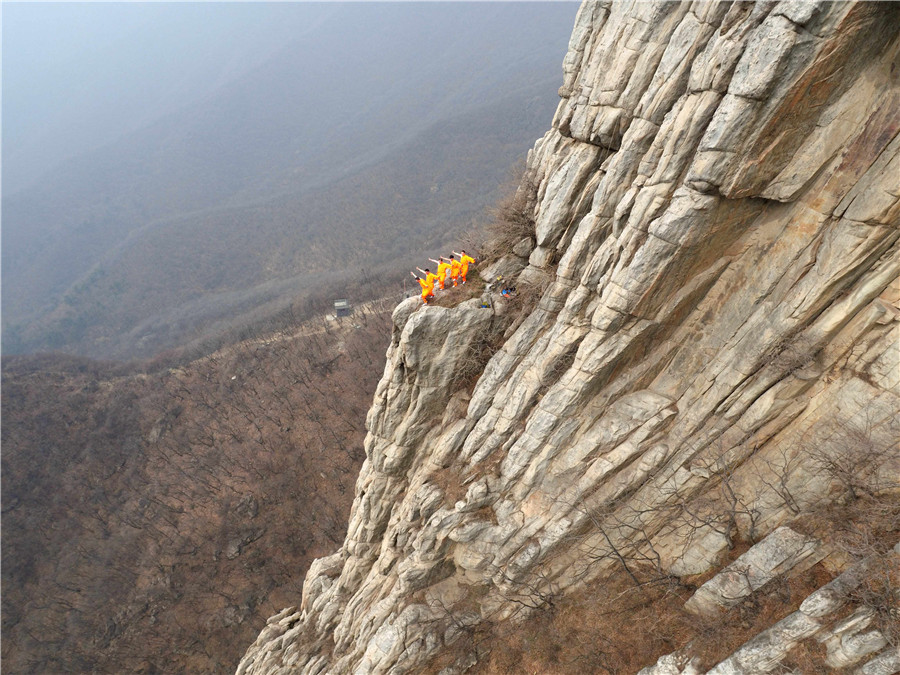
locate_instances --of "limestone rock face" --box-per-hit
[684,526,823,616]
[238,2,900,673]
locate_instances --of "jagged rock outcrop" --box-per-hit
[238,1,899,673]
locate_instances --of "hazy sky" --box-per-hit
[2,2,338,193]
[2,1,581,358]
[2,2,580,195]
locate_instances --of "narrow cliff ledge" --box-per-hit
[238,2,899,673]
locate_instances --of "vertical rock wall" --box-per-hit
[238,2,899,673]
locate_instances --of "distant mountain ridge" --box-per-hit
[2,2,579,359]
[2,2,339,195]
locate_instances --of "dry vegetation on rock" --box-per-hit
[466,496,897,674]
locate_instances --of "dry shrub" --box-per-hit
[689,564,834,670]
[1,302,394,674]
[848,554,900,648]
[472,568,837,674]
[450,325,506,393]
[462,424,898,674]
[500,274,551,340]
[469,549,839,674]
[791,482,900,553]
[428,469,468,507]
[478,171,539,267]
[420,586,494,675]
[781,637,829,673]
[807,418,900,501]
[431,280,484,309]
[764,333,820,376]
[816,494,900,645]
[473,571,694,675]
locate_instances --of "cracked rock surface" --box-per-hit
[238,2,900,673]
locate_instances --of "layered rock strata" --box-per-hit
[239,1,900,672]
[640,540,900,675]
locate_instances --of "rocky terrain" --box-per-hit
[238,1,899,673]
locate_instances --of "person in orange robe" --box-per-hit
[430,257,451,290]
[454,250,476,284]
[417,266,439,291]
[411,269,436,304]
[449,255,462,287]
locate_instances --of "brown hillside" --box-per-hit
[2,300,393,673]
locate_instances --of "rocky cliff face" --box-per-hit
[238,2,899,673]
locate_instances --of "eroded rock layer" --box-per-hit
[238,1,900,673]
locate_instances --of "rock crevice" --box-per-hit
[238,2,900,673]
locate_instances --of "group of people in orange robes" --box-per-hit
[410,250,476,304]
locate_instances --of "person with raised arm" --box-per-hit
[411,268,437,304]
[453,250,476,285]
[429,257,451,290]
[417,266,439,290]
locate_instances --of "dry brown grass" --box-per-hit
[429,467,469,507]
[449,328,505,394]
[781,637,830,673]
[764,333,820,376]
[468,551,838,674]
[431,280,484,308]
[466,489,900,675]
[495,274,552,344]
[810,494,900,646]
[689,563,834,669]
[474,573,694,675]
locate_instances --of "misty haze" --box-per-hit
[2,2,578,361]
[1,5,581,671]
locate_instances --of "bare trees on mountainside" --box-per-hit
[2,302,393,673]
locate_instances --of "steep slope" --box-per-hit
[238,1,899,673]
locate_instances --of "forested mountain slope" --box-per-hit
[2,298,400,672]
[2,3,577,360]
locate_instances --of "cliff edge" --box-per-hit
[238,2,899,673]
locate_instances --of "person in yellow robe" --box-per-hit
[449,255,462,287]
[429,257,451,290]
[454,250,476,284]
[411,269,436,304]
